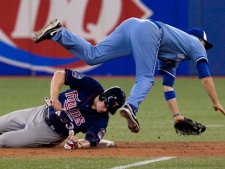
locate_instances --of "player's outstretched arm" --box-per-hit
[201,76,225,115]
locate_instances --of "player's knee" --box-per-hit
[80,54,99,66]
[0,135,11,147]
[85,59,96,66]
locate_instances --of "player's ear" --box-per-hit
[199,38,206,46]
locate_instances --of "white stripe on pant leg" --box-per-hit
[110,157,175,169]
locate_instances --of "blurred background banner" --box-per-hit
[0,0,224,76]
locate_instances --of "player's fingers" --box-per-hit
[51,101,62,111]
[219,105,225,114]
[220,109,225,116]
[68,136,78,143]
[52,104,60,111]
[214,107,225,116]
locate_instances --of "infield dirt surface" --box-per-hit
[1,142,225,157]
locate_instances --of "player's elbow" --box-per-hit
[0,136,14,147]
[201,76,212,84]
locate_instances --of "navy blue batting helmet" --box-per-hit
[99,86,126,115]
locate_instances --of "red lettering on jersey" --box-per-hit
[74,117,85,126]
[63,90,85,126]
[69,109,85,126]
[65,90,81,110]
[70,109,81,118]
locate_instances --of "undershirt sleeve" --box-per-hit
[196,60,211,79]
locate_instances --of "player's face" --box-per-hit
[96,100,108,113]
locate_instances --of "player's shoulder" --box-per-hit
[65,69,84,79]
[84,76,103,90]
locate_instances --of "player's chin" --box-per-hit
[98,109,107,113]
[96,107,107,113]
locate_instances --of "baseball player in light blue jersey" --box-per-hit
[33,17,225,134]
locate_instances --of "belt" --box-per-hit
[44,109,65,136]
[149,19,162,29]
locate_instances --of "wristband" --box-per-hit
[164,90,176,100]
[173,113,181,117]
[78,142,83,148]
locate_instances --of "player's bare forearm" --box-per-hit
[166,98,179,114]
[201,76,225,115]
[163,86,184,121]
[166,98,184,122]
[50,71,65,110]
[77,139,91,148]
[201,76,219,104]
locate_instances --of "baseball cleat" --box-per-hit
[120,104,140,133]
[33,19,62,43]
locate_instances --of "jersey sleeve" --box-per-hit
[187,37,208,65]
[85,117,108,146]
[196,60,211,78]
[64,69,84,87]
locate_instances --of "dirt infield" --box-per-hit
[0,142,225,157]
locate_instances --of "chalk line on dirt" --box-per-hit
[110,156,175,169]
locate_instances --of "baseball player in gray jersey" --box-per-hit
[33,17,225,134]
[0,69,125,148]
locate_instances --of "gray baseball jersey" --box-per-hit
[0,70,109,147]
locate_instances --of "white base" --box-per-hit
[78,139,114,148]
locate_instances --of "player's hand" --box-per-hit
[173,114,184,123]
[213,103,225,116]
[68,135,78,144]
[51,99,62,111]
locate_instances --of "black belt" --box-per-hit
[44,109,65,136]
[149,19,162,29]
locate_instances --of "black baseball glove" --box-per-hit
[174,117,206,135]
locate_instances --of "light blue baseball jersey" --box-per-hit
[156,21,208,77]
